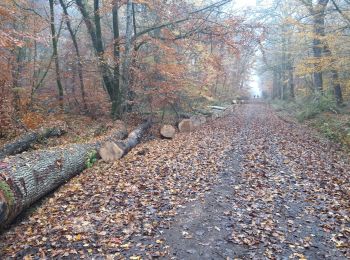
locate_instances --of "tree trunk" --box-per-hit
[312,0,329,93]
[112,3,122,118]
[75,0,122,118]
[122,0,134,104]
[0,123,142,228]
[331,69,343,104]
[0,143,96,227]
[99,120,151,162]
[49,0,64,108]
[324,44,343,104]
[58,0,87,110]
[272,70,279,99]
[289,67,295,99]
[0,127,66,159]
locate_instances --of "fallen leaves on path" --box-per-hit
[1,104,349,259]
[228,105,350,258]
[0,113,237,258]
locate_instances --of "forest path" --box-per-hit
[0,104,349,259]
[163,104,350,259]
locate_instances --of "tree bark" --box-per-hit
[75,0,122,118]
[312,0,329,92]
[99,120,151,162]
[324,44,343,104]
[0,127,66,159]
[122,0,134,104]
[0,143,96,227]
[49,0,64,108]
[112,2,122,118]
[58,0,87,110]
[331,69,343,104]
[0,122,147,228]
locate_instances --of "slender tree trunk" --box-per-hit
[49,0,64,108]
[12,46,26,112]
[58,0,87,110]
[332,69,343,104]
[312,0,329,93]
[324,44,343,104]
[272,70,280,99]
[288,67,295,99]
[132,3,137,35]
[122,0,134,104]
[75,0,122,118]
[112,3,122,118]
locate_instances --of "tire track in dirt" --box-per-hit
[162,104,349,259]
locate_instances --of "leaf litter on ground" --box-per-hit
[0,104,349,259]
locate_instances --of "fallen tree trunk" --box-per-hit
[0,127,66,159]
[99,120,152,162]
[0,122,141,228]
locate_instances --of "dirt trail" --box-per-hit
[164,104,350,259]
[1,104,349,259]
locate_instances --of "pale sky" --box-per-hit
[234,0,261,97]
[226,0,261,97]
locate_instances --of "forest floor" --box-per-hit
[1,104,349,259]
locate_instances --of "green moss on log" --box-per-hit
[86,150,98,168]
[0,181,15,207]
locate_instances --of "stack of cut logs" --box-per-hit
[160,105,234,139]
[0,120,150,228]
[0,105,234,228]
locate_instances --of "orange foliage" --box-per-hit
[21,112,45,130]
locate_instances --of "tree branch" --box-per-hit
[131,0,231,42]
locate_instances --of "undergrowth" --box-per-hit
[271,94,339,122]
[271,94,350,150]
[310,117,350,150]
[86,150,98,168]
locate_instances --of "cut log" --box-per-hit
[98,141,123,162]
[160,125,176,139]
[0,122,132,228]
[208,105,226,110]
[0,127,66,159]
[190,115,206,128]
[99,120,151,162]
[178,119,194,132]
[0,143,96,227]
[99,120,128,143]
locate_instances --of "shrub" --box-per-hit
[86,150,98,168]
[296,94,338,122]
